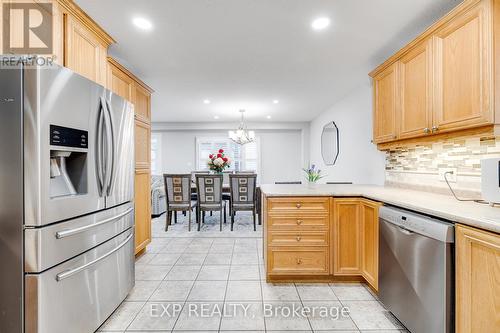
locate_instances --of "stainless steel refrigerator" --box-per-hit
[0,59,135,333]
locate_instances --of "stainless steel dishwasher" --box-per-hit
[379,206,455,333]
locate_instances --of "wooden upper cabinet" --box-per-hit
[332,199,361,275]
[107,60,134,102]
[64,13,108,86]
[135,84,152,123]
[456,224,500,333]
[399,39,432,139]
[433,1,493,133]
[135,119,151,169]
[373,63,398,143]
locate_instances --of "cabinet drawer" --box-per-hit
[268,231,328,247]
[267,215,329,229]
[267,197,329,215]
[268,247,329,275]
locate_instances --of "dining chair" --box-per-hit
[190,171,210,200]
[163,174,195,231]
[275,181,302,184]
[229,174,258,231]
[195,174,226,231]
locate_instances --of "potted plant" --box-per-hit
[303,164,324,188]
[207,149,231,173]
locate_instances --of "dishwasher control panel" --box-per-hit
[379,205,455,243]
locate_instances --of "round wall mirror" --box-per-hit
[321,121,339,165]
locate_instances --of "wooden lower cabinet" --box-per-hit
[134,169,151,254]
[264,196,380,291]
[456,224,500,333]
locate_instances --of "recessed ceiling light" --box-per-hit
[311,17,330,31]
[203,99,211,104]
[132,17,153,31]
[266,115,272,119]
[273,100,279,104]
[214,115,220,119]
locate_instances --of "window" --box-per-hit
[196,137,260,176]
[151,133,162,175]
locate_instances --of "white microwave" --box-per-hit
[481,158,500,205]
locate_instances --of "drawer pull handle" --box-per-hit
[296,220,303,225]
[296,203,302,209]
[296,236,301,241]
[296,258,302,265]
[55,231,133,282]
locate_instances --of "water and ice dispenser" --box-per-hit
[49,125,88,198]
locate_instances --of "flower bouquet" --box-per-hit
[208,149,231,173]
[303,164,325,188]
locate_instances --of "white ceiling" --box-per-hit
[76,0,459,123]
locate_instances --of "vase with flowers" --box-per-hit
[208,149,231,173]
[303,164,325,188]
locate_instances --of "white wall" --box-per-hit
[153,125,305,184]
[309,82,385,185]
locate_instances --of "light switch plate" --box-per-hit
[439,168,457,183]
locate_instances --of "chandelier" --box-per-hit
[228,109,255,145]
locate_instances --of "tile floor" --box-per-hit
[98,212,407,333]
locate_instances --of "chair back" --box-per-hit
[195,174,223,206]
[236,170,255,174]
[163,174,191,206]
[191,170,209,183]
[222,170,234,185]
[230,174,257,206]
[275,181,302,184]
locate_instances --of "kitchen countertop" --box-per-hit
[260,184,500,234]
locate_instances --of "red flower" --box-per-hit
[223,157,228,162]
[217,153,222,158]
[209,154,213,159]
[219,149,224,153]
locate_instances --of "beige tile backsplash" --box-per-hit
[385,135,500,196]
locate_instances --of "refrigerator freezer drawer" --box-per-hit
[25,228,134,333]
[25,203,134,273]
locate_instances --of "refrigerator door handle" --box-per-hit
[95,98,106,196]
[104,99,115,196]
[55,231,133,282]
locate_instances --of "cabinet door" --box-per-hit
[433,1,493,133]
[456,225,500,333]
[332,199,361,275]
[134,84,151,123]
[373,63,399,143]
[134,169,151,254]
[107,62,134,102]
[135,120,151,169]
[360,200,379,291]
[64,15,107,86]
[399,39,432,139]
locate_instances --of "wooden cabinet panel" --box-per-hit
[135,84,151,123]
[332,199,361,275]
[107,62,134,101]
[268,247,329,275]
[360,200,380,291]
[64,14,107,86]
[456,224,500,333]
[135,120,151,169]
[267,215,329,230]
[433,1,493,133]
[373,63,398,143]
[268,231,329,247]
[134,169,151,254]
[399,39,432,139]
[267,197,330,215]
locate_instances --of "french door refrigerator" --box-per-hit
[0,59,135,333]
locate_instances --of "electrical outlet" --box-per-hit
[439,168,457,183]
